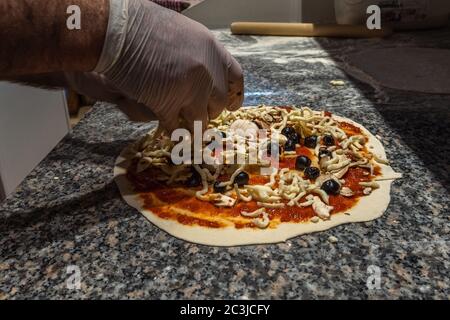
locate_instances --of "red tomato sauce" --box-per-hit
[129,165,371,229]
[338,121,362,136]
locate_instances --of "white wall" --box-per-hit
[302,0,335,23]
[185,0,450,28]
[0,83,70,200]
[184,0,303,28]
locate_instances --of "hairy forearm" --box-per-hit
[0,0,109,76]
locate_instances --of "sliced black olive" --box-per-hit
[234,171,249,186]
[319,148,332,158]
[281,126,296,137]
[304,135,318,148]
[295,155,311,170]
[186,169,201,187]
[323,134,335,146]
[284,139,297,151]
[321,179,340,195]
[220,131,227,138]
[213,181,227,193]
[267,142,281,156]
[304,166,320,180]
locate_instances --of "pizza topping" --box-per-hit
[319,148,332,159]
[245,185,281,203]
[213,194,236,207]
[213,181,227,193]
[229,119,259,137]
[284,139,297,151]
[299,194,315,207]
[304,166,320,180]
[234,184,252,202]
[265,167,279,188]
[340,186,354,197]
[359,181,380,189]
[281,126,297,138]
[240,207,271,229]
[311,196,333,219]
[304,135,318,148]
[311,187,330,204]
[310,216,320,223]
[137,157,153,173]
[373,154,390,165]
[234,171,250,186]
[321,179,341,195]
[281,126,300,146]
[186,169,202,187]
[241,207,266,218]
[252,211,270,229]
[271,131,288,147]
[340,135,365,150]
[217,165,245,188]
[290,132,301,144]
[327,157,352,172]
[322,134,335,146]
[295,155,311,170]
[193,165,210,199]
[257,201,285,209]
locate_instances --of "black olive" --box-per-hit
[281,126,296,137]
[304,135,317,148]
[281,127,300,143]
[284,139,297,151]
[234,171,249,186]
[186,170,201,187]
[290,132,300,144]
[319,148,332,158]
[295,155,311,170]
[323,134,335,146]
[321,179,340,195]
[267,142,281,156]
[220,131,227,138]
[304,166,320,180]
[213,181,227,193]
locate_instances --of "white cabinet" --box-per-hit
[0,82,70,201]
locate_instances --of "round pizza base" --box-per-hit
[114,112,399,246]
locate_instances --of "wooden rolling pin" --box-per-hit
[231,22,393,38]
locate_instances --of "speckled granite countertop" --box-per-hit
[1,28,449,299]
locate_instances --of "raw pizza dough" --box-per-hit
[114,112,400,246]
[343,48,450,94]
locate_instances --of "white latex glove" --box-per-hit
[94,0,244,131]
[64,72,158,122]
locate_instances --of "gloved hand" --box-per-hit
[94,0,244,132]
[151,0,190,12]
[64,71,158,122]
